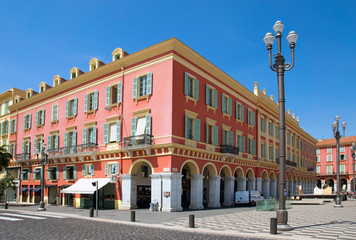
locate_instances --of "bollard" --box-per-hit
[89,207,94,217]
[131,210,136,222]
[189,214,195,228]
[4,203,8,209]
[270,217,277,234]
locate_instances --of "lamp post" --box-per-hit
[35,142,48,211]
[331,115,346,207]
[351,142,355,199]
[263,21,298,230]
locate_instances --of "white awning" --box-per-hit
[136,117,146,136]
[61,178,110,194]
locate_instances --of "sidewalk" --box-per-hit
[4,200,356,240]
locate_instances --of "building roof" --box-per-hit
[317,136,356,147]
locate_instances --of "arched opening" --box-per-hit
[133,162,152,209]
[325,178,335,193]
[234,167,244,193]
[341,178,348,192]
[202,163,219,208]
[316,179,322,189]
[220,166,233,207]
[269,171,276,198]
[180,160,200,210]
[246,169,255,191]
[181,164,192,209]
[261,171,270,198]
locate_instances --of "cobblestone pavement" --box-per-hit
[3,200,356,239]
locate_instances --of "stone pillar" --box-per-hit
[120,174,137,210]
[223,176,234,207]
[256,178,262,193]
[247,178,256,191]
[291,181,295,195]
[238,177,247,191]
[270,179,277,198]
[190,174,204,210]
[208,175,221,208]
[262,178,271,198]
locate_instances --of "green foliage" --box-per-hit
[0,175,15,195]
[0,145,12,172]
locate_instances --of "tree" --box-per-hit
[0,175,15,205]
[0,145,12,172]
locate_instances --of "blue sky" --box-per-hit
[1,0,355,140]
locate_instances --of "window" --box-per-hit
[10,119,17,134]
[22,140,31,154]
[184,110,200,141]
[82,164,94,176]
[23,114,32,130]
[65,98,78,118]
[206,118,218,146]
[84,91,98,112]
[131,115,152,137]
[207,124,213,145]
[247,109,255,126]
[222,129,233,146]
[316,166,320,173]
[327,155,332,162]
[71,72,76,79]
[340,146,345,152]
[269,145,274,160]
[105,163,120,175]
[327,165,332,174]
[33,168,41,180]
[221,94,232,115]
[327,147,332,153]
[47,167,59,180]
[184,73,198,100]
[316,148,320,154]
[63,166,77,180]
[340,165,345,174]
[52,104,58,122]
[292,136,294,146]
[247,137,256,155]
[64,130,77,153]
[104,121,121,144]
[1,120,8,135]
[21,169,30,180]
[83,126,97,145]
[8,142,15,156]
[275,148,279,161]
[317,156,320,162]
[236,134,245,153]
[261,143,266,158]
[260,117,266,132]
[33,137,43,153]
[4,101,8,114]
[35,109,45,127]
[340,154,347,161]
[206,85,217,109]
[26,92,30,98]
[268,122,273,136]
[275,125,279,139]
[106,83,122,106]
[47,134,59,150]
[235,102,244,121]
[287,132,290,144]
[133,72,152,99]
[186,117,194,140]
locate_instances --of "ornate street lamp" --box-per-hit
[331,115,346,207]
[35,142,49,211]
[264,21,298,230]
[351,142,355,199]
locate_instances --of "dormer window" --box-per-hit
[112,48,128,62]
[53,75,66,87]
[40,86,44,93]
[26,92,30,98]
[25,89,37,99]
[89,58,104,71]
[38,82,51,93]
[71,72,76,79]
[69,67,84,80]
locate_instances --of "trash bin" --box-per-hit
[4,203,8,209]
[89,207,94,217]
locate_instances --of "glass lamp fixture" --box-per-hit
[273,21,284,33]
[263,32,275,46]
[286,31,298,44]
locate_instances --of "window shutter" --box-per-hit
[195,118,200,141]
[241,105,244,122]
[237,135,240,149]
[73,166,77,179]
[27,169,30,180]
[252,139,256,155]
[115,163,120,174]
[72,130,77,146]
[1,122,3,135]
[264,119,266,132]
[194,78,199,100]
[65,101,69,118]
[221,94,225,113]
[82,128,87,145]
[206,85,210,105]
[14,119,17,132]
[252,111,255,126]
[185,114,188,139]
[56,167,59,180]
[214,89,218,109]
[9,120,12,133]
[64,132,68,147]
[34,138,37,153]
[92,126,97,144]
[73,98,78,116]
[47,169,50,180]
[116,121,120,143]
[94,90,98,110]
[105,163,108,175]
[131,117,137,136]
[206,123,209,144]
[229,98,232,116]
[27,141,31,155]
[54,105,58,121]
[13,143,16,157]
[106,86,110,106]
[145,114,151,135]
[222,130,226,145]
[90,164,94,176]
[184,73,189,95]
[214,125,218,146]
[229,131,233,146]
[147,72,152,95]
[242,136,246,153]
[82,165,85,176]
[132,77,138,99]
[84,94,88,113]
[28,114,31,129]
[118,82,122,103]
[63,166,67,180]
[48,136,52,150]
[22,142,24,154]
[35,111,39,126]
[41,110,45,124]
[55,135,59,149]
[103,123,109,144]
[235,102,238,119]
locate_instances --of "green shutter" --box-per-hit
[92,126,97,144]
[106,86,110,106]
[185,114,188,139]
[72,131,77,146]
[84,94,88,113]
[131,117,137,136]
[241,105,244,122]
[9,120,12,133]
[14,119,17,132]
[41,110,45,124]
[237,135,240,149]
[235,102,238,119]
[90,164,94,176]
[65,101,69,118]
[115,163,120,174]
[22,142,24,154]
[47,169,50,180]
[206,123,209,144]
[214,89,218,109]
[147,72,152,95]
[118,82,122,103]
[242,136,245,153]
[74,98,78,115]
[48,136,52,150]
[82,165,85,176]
[27,169,30,180]
[94,91,98,110]
[194,78,199,100]
[28,114,31,129]
[132,77,138,99]
[222,130,226,145]
[221,94,225,113]
[35,111,39,126]
[116,121,120,143]
[63,166,67,180]
[195,118,200,141]
[247,109,250,124]
[229,98,232,116]
[229,131,233,146]
[252,111,255,126]
[64,132,68,147]
[214,125,218,146]
[73,166,77,179]
[34,138,37,153]
[56,167,59,180]
[105,163,108,175]
[103,123,109,144]
[146,114,151,135]
[184,73,189,95]
[82,128,87,145]
[206,85,210,105]
[55,135,59,149]
[252,139,256,155]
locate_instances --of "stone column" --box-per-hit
[150,173,162,210]
[120,174,137,210]
[190,174,204,210]
[262,178,271,198]
[247,178,256,191]
[270,179,277,198]
[223,176,234,207]
[238,177,247,191]
[159,173,183,212]
[208,175,221,208]
[256,178,262,193]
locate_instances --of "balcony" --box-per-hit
[307,167,315,172]
[123,134,152,157]
[220,145,239,162]
[48,143,98,162]
[276,159,297,167]
[15,153,31,165]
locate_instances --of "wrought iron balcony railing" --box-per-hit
[276,158,297,167]
[123,134,152,149]
[48,143,98,158]
[220,145,239,155]
[307,167,315,172]
[16,153,31,161]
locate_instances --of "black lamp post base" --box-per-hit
[277,224,294,231]
[334,204,343,208]
[276,210,293,231]
[38,202,46,211]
